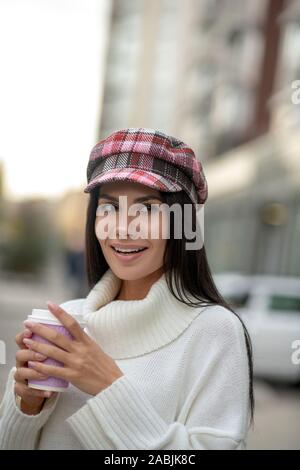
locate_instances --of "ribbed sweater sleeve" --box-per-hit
[67,310,250,450]
[0,367,60,449]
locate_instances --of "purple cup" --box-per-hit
[24,308,86,393]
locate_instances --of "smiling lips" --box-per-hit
[110,244,149,261]
[111,243,148,253]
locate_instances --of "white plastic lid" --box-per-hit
[26,308,86,328]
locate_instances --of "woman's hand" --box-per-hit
[14,329,56,415]
[22,301,124,396]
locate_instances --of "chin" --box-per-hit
[106,257,163,281]
[110,265,153,281]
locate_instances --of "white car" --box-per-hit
[213,272,300,384]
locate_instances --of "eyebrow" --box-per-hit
[98,193,164,203]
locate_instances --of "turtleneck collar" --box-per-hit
[82,268,202,359]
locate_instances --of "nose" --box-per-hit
[116,221,129,240]
[116,207,148,241]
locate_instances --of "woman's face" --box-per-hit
[95,181,168,281]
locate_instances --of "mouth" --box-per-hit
[110,245,149,262]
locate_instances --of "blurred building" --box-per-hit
[0,197,53,278]
[98,0,269,158]
[96,0,300,277]
[99,0,208,152]
[0,161,9,267]
[0,161,4,200]
[55,190,89,297]
[0,161,4,225]
[204,0,300,277]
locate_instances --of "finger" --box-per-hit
[15,330,33,350]
[16,349,47,367]
[22,337,69,365]
[23,321,74,352]
[28,360,72,381]
[14,381,54,399]
[46,301,86,343]
[14,366,49,383]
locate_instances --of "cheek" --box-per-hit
[95,217,103,240]
[95,218,111,256]
[95,216,114,242]
[146,211,169,239]
[149,238,167,259]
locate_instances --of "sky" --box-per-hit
[0,0,111,201]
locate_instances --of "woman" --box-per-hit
[0,128,254,450]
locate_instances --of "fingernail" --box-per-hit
[28,361,36,367]
[23,329,32,337]
[47,301,56,309]
[35,352,47,360]
[23,338,33,345]
[24,321,35,328]
[43,391,52,397]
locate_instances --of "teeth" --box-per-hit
[113,247,146,253]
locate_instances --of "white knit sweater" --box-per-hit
[0,268,251,450]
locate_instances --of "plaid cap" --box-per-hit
[83,128,208,205]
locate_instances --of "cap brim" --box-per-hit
[83,168,183,194]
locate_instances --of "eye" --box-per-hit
[144,203,161,213]
[142,204,152,213]
[96,203,117,215]
[132,203,154,213]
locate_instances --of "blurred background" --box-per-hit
[0,0,299,449]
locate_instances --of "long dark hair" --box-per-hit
[85,185,255,429]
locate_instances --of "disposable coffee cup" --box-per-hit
[24,307,86,393]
